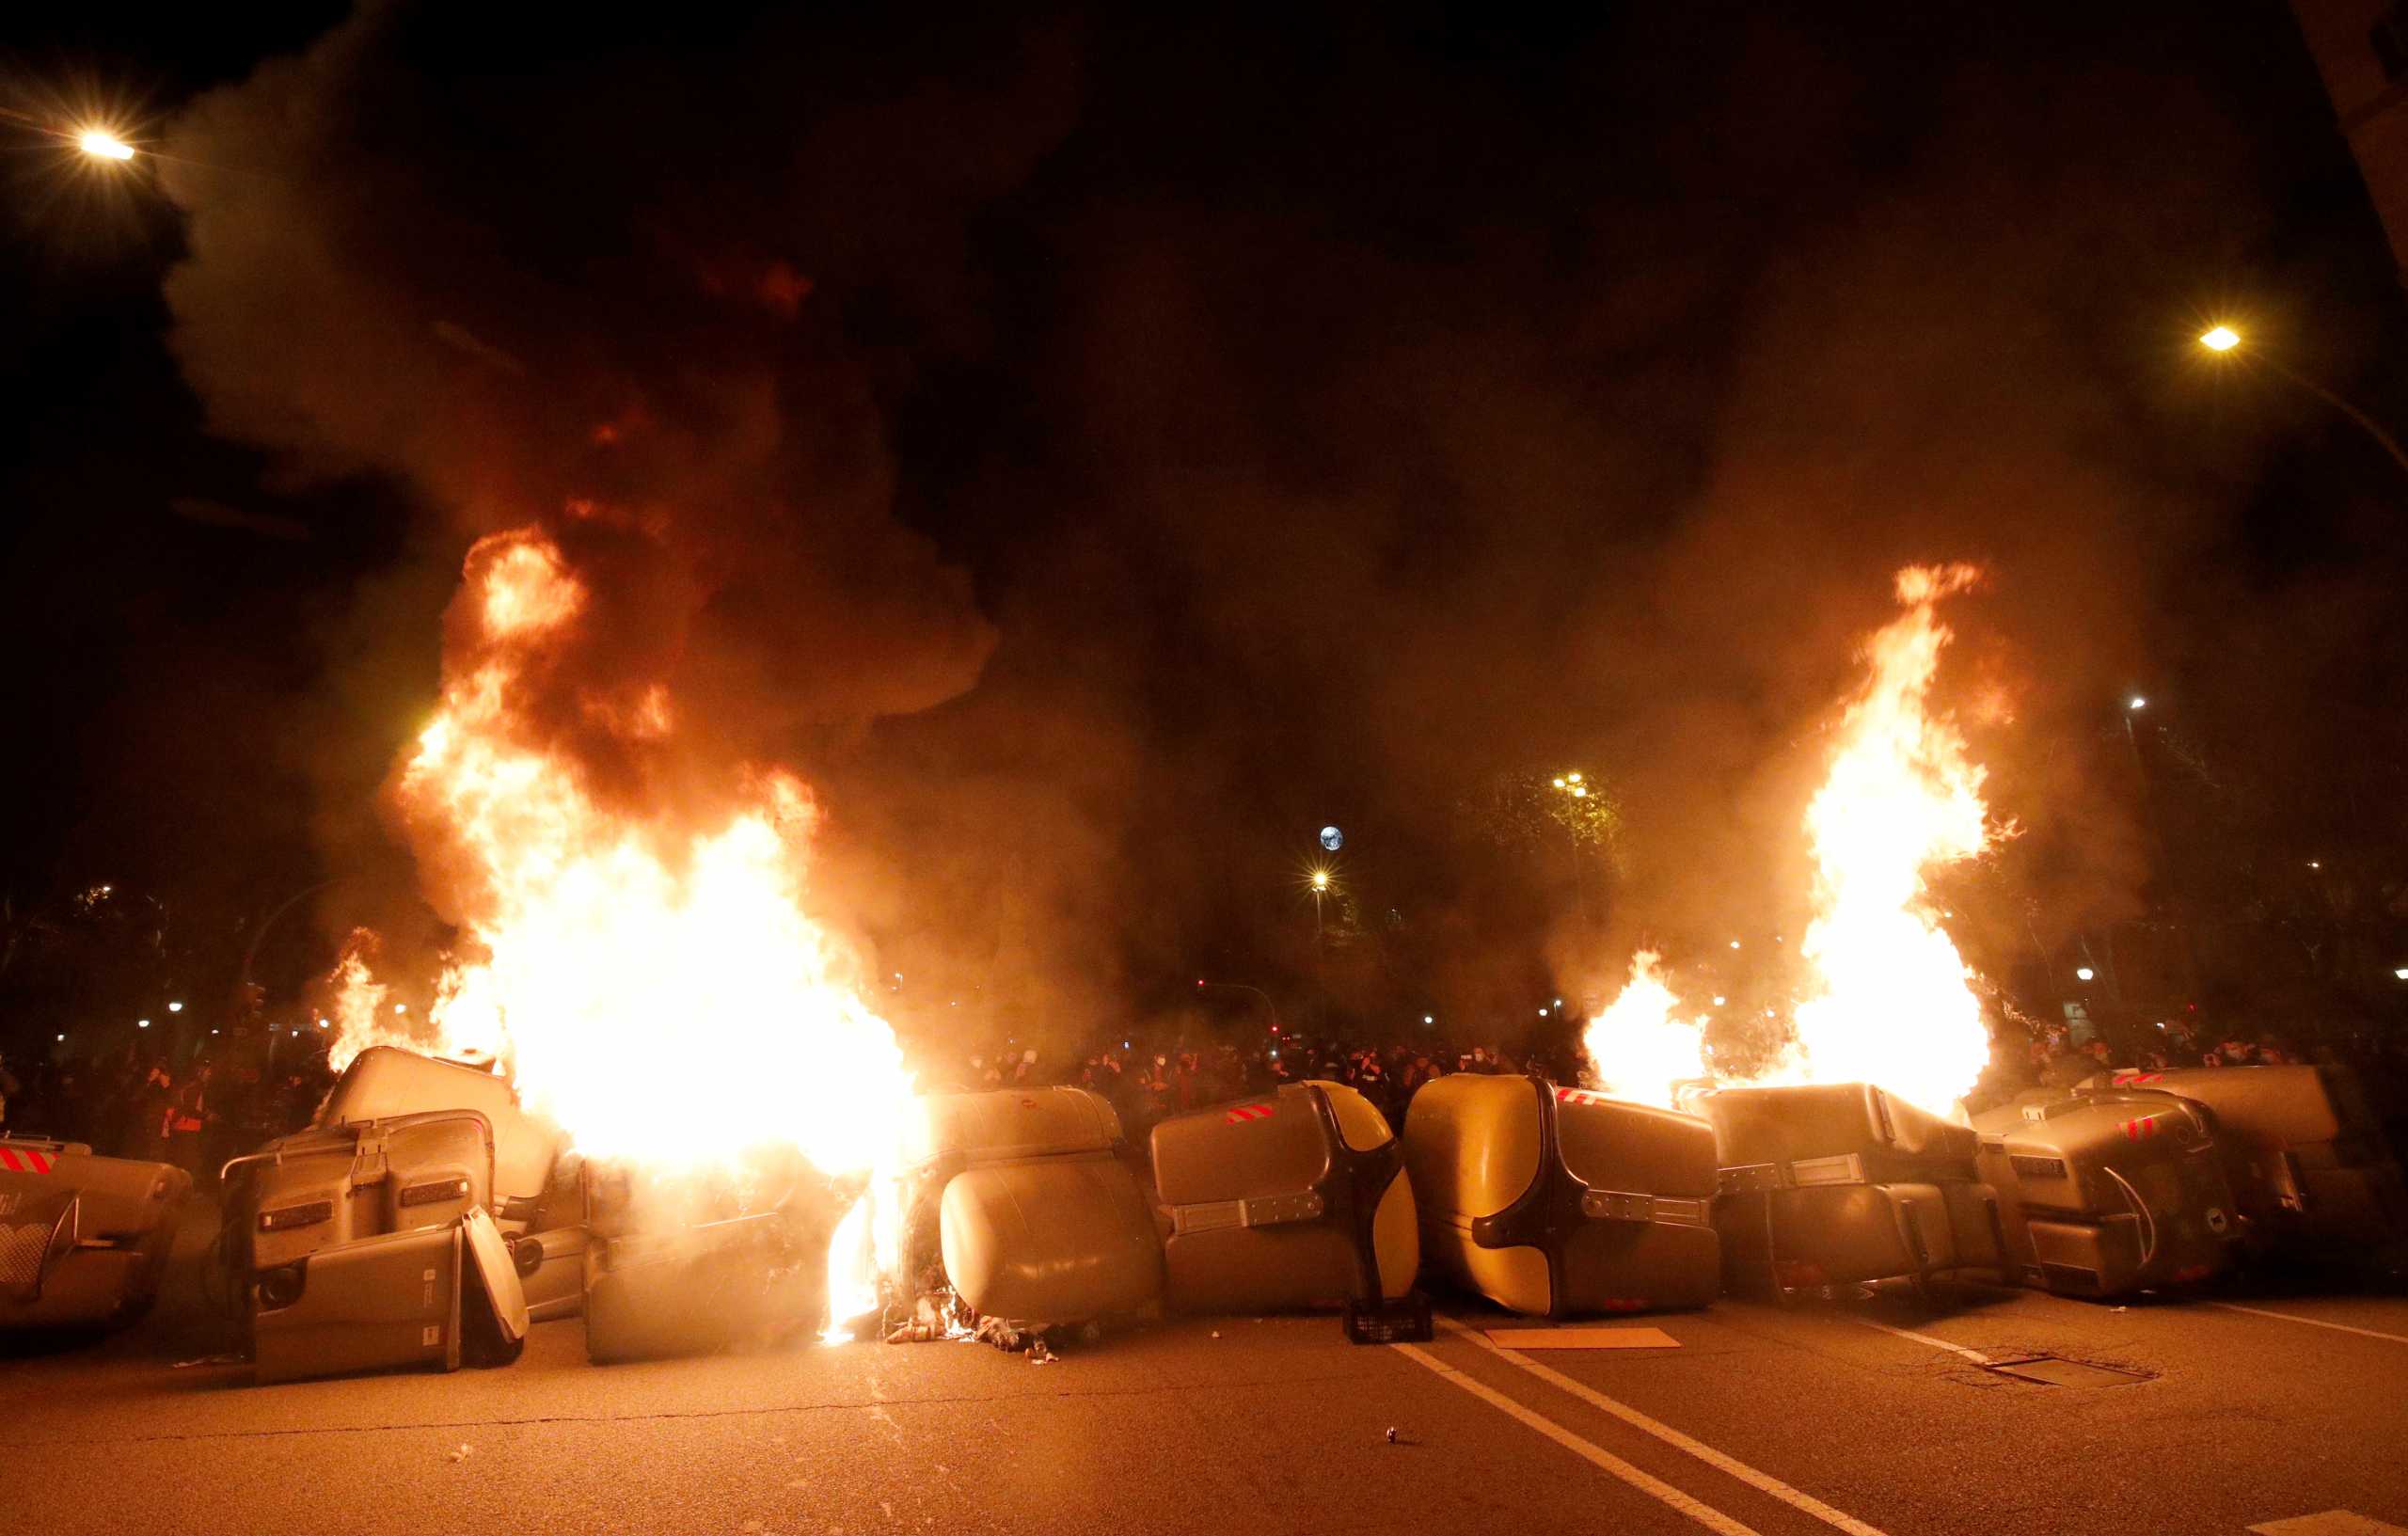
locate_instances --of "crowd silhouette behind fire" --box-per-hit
[4,1004,2403,1178]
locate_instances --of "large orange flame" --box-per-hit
[1582,564,1997,1118]
[1577,950,1708,1109]
[1784,563,1993,1116]
[331,524,913,1180]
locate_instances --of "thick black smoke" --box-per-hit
[151,4,2398,1054]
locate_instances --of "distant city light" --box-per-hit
[166,1001,183,1013]
[1712,995,1726,1006]
[393,1003,408,1015]
[1421,1014,1434,1024]
[136,1019,150,1028]
[1729,940,1741,950]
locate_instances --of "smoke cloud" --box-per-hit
[153,4,2355,1057]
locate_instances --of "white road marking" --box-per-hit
[1846,1318,1993,1365]
[1390,1341,1767,1536]
[2248,1511,2408,1535]
[2210,1303,2408,1346]
[1434,1317,1894,1536]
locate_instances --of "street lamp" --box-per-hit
[2394,967,2408,982]
[166,1000,183,1013]
[76,127,136,163]
[2197,323,2408,483]
[2127,697,2147,712]
[2076,966,2096,982]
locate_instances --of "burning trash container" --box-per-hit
[1972,1086,2239,1297]
[2083,1066,2408,1259]
[580,1149,852,1363]
[1402,1075,1719,1319]
[1697,1082,2004,1299]
[0,1136,191,1334]
[891,1086,1162,1338]
[1152,1080,1425,1339]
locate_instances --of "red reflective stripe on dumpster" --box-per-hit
[2113,1071,2163,1085]
[1555,1088,1608,1106]
[2121,1116,2160,1140]
[1225,1103,1275,1124]
[0,1148,56,1173]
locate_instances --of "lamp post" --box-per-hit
[2199,325,2408,485]
[1196,978,1282,1036]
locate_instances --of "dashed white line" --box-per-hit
[1390,1341,1768,1536]
[1433,1317,1894,1536]
[2209,1303,2408,1347]
[1846,1317,1993,1366]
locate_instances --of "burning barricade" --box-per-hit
[1153,1079,1427,1340]
[1972,1085,2239,1297]
[1402,1074,1719,1320]
[0,1135,190,1334]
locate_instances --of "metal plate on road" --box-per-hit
[1981,1354,2151,1387]
[1485,1327,1680,1350]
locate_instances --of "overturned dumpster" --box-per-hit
[0,1136,190,1333]
[222,1046,578,1381]
[1153,1079,1425,1338]
[1696,1082,2004,1299]
[892,1086,1162,1338]
[254,1206,528,1385]
[2083,1066,2408,1259]
[1403,1074,1719,1319]
[1972,1085,2239,1298]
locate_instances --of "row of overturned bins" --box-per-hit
[4,1046,2403,1384]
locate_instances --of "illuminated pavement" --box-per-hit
[6,1219,2406,1536]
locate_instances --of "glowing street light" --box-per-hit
[2394,967,2408,982]
[77,128,136,163]
[1421,1014,1434,1025]
[1309,870,1331,893]
[393,1003,408,1016]
[166,1000,183,1013]
[136,1018,150,1029]
[2075,966,2096,982]
[2198,325,2239,352]
[2127,697,2147,711]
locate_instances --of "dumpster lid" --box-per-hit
[461,1207,530,1343]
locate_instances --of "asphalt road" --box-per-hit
[7,1212,2407,1536]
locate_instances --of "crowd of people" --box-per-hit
[0,1044,333,1183]
[5,1005,2401,1181]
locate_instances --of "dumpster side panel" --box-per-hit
[941,1158,1162,1324]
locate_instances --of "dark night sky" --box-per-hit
[4,3,2406,1056]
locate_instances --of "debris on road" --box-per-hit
[449,1444,472,1463]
